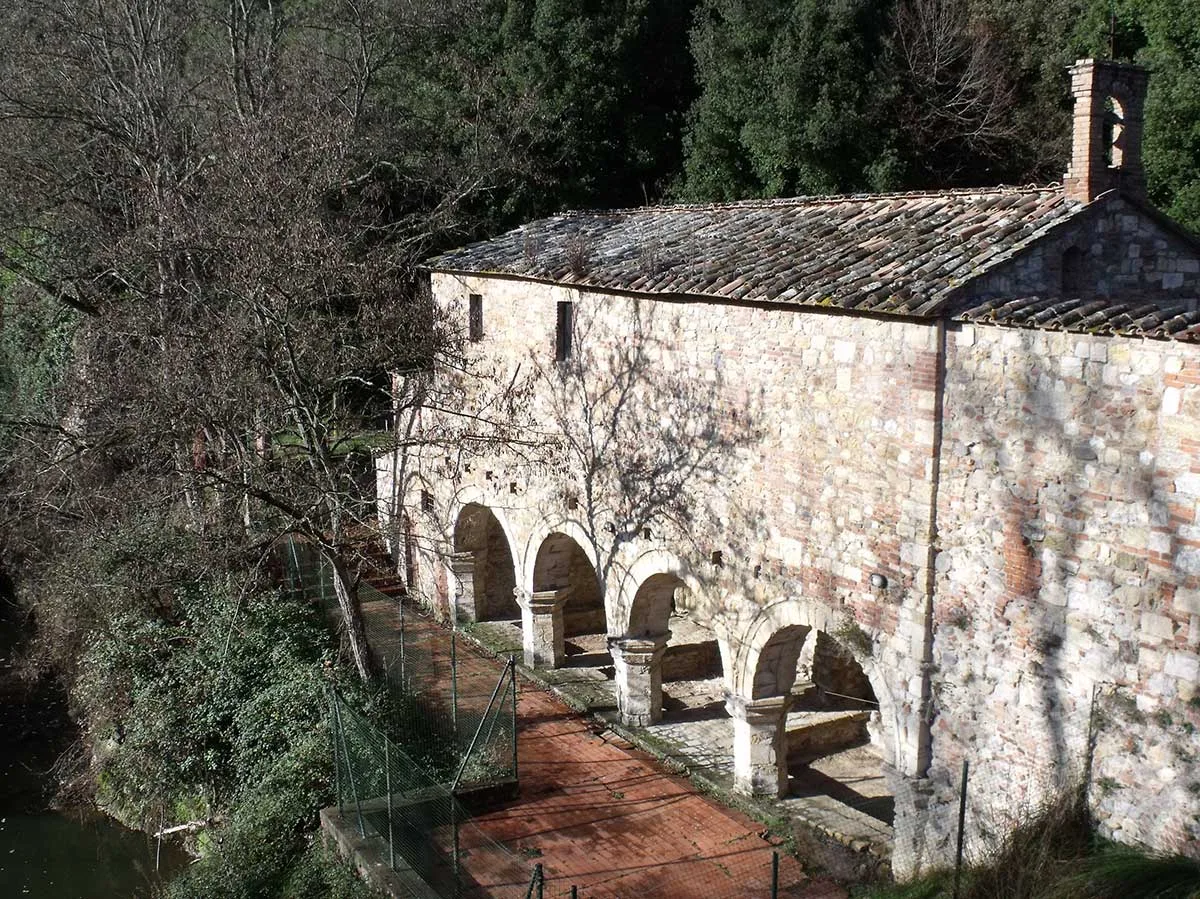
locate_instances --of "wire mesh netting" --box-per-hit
[331,691,535,899]
[281,534,517,791]
[282,536,535,897]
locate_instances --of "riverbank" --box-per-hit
[0,595,188,897]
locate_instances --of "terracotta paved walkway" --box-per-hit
[358,586,846,899]
[471,681,846,898]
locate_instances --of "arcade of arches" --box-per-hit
[429,501,888,815]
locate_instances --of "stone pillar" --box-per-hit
[609,634,670,727]
[449,552,478,624]
[725,693,793,797]
[519,588,571,669]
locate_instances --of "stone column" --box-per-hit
[609,634,670,727]
[725,693,793,797]
[519,588,571,669]
[449,552,478,624]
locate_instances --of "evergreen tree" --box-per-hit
[682,0,899,201]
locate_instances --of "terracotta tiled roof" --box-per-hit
[429,187,1084,316]
[956,295,1200,342]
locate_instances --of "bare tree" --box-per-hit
[890,0,1020,178]
[0,0,531,681]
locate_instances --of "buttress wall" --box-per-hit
[914,324,1200,865]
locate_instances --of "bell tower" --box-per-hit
[1063,59,1150,203]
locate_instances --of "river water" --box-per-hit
[0,600,188,897]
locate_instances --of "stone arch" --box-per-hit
[521,516,600,596]
[734,599,903,771]
[531,531,606,638]
[612,550,704,637]
[450,502,520,622]
[447,486,524,574]
[627,573,682,638]
[750,624,813,699]
[734,599,840,699]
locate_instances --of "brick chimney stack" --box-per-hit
[1063,59,1150,203]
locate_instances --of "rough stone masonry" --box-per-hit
[376,59,1200,878]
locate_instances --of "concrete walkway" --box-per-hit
[356,589,846,898]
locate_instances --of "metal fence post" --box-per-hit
[509,656,519,780]
[451,629,459,737]
[952,758,969,899]
[535,862,544,899]
[771,850,779,898]
[398,595,406,687]
[452,793,460,887]
[385,736,395,871]
[331,689,343,815]
[333,695,366,838]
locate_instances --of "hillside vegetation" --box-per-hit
[2,1,1199,895]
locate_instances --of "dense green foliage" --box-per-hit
[3,1,1200,896]
[0,275,77,459]
[681,0,1200,225]
[63,532,376,897]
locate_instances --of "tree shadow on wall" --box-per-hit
[531,299,768,602]
[939,324,1167,838]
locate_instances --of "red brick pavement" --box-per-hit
[468,680,847,899]
[358,586,845,899]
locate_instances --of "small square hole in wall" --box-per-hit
[566,494,579,511]
[509,481,518,494]
[421,490,434,513]
[642,527,651,539]
[710,550,723,567]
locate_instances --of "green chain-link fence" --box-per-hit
[282,536,534,897]
[330,687,535,898]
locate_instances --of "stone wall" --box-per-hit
[964,194,1200,301]
[913,323,1200,866]
[380,272,941,784]
[662,640,722,681]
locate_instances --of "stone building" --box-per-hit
[376,59,1200,876]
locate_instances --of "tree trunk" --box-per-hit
[328,551,371,683]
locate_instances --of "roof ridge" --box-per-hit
[551,184,1064,218]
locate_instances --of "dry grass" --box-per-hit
[855,789,1200,899]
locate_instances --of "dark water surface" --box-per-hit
[1,600,189,897]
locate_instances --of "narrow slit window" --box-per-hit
[555,301,574,362]
[468,293,483,342]
[1062,246,1084,294]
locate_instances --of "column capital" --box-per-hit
[521,587,572,613]
[448,552,475,576]
[608,633,670,663]
[724,692,793,724]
